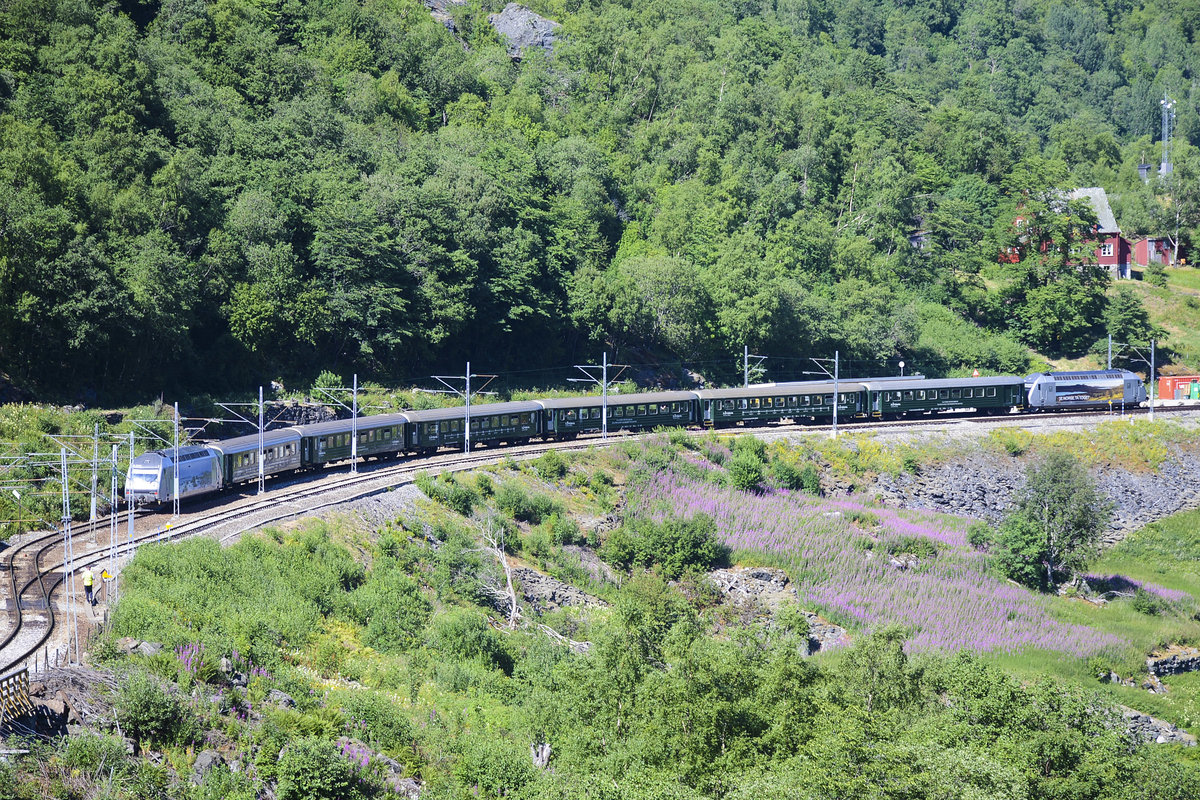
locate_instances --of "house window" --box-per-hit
[1100,242,1114,257]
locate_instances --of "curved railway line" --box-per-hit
[1,402,1196,676]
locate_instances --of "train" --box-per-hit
[124,369,1148,506]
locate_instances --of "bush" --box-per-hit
[415,471,478,516]
[601,514,730,580]
[542,513,581,545]
[1146,261,1167,287]
[967,523,993,551]
[276,737,366,800]
[728,454,764,492]
[429,609,513,674]
[771,460,821,494]
[533,450,568,481]
[115,671,195,749]
[348,568,432,653]
[1131,588,1165,616]
[63,733,127,774]
[454,734,538,798]
[336,690,414,753]
[496,482,561,524]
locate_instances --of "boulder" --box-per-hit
[267,689,296,708]
[134,641,163,657]
[191,750,223,785]
[488,4,559,57]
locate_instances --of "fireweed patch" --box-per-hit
[631,470,1127,657]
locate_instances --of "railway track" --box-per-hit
[1,402,1196,676]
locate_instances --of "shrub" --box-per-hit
[496,482,561,524]
[429,609,513,674]
[475,473,494,497]
[276,737,366,800]
[601,514,730,580]
[533,450,568,481]
[1131,588,1165,616]
[415,471,478,516]
[771,460,821,494]
[115,671,194,749]
[543,513,581,546]
[337,690,414,752]
[967,523,993,551]
[454,734,538,798]
[349,569,432,653]
[63,733,127,774]
[728,454,764,492]
[731,435,766,461]
[885,536,938,560]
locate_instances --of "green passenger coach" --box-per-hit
[697,381,865,427]
[538,392,698,438]
[293,413,408,467]
[401,401,541,453]
[861,376,1025,418]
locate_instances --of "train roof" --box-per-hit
[860,376,1025,391]
[400,401,542,423]
[290,413,409,437]
[1026,370,1139,381]
[696,381,864,399]
[535,391,697,409]
[129,445,215,469]
[209,428,301,455]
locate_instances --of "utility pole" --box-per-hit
[216,387,287,495]
[60,448,79,664]
[743,345,767,388]
[109,443,119,604]
[1161,93,1176,177]
[313,375,364,473]
[89,424,98,523]
[258,386,265,494]
[127,431,135,560]
[1108,334,1112,370]
[570,353,629,441]
[805,351,840,438]
[426,364,498,453]
[173,402,181,517]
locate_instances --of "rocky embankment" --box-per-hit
[871,443,1200,545]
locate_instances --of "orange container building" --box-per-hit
[1158,375,1200,400]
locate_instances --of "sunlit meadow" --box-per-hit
[632,467,1129,657]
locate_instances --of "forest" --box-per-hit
[0,0,1195,402]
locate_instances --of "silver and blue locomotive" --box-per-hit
[125,445,223,506]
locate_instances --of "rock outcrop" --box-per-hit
[488,4,559,57]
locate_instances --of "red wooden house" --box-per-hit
[1069,188,1132,279]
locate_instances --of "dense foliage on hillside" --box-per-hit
[83,516,1200,800]
[0,0,1190,400]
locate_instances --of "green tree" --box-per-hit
[995,451,1109,590]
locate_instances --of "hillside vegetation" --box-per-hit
[1,0,1196,401]
[11,435,1200,798]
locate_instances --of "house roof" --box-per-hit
[1068,187,1120,235]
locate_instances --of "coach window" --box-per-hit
[521,414,531,425]
[939,389,949,399]
[951,389,961,399]
[987,387,996,397]
[470,420,479,432]
[917,390,925,400]
[903,391,913,400]
[813,395,822,405]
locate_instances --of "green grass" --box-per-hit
[1165,266,1200,294]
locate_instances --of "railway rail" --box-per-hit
[1,402,1195,677]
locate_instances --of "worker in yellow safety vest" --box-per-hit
[82,566,95,606]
